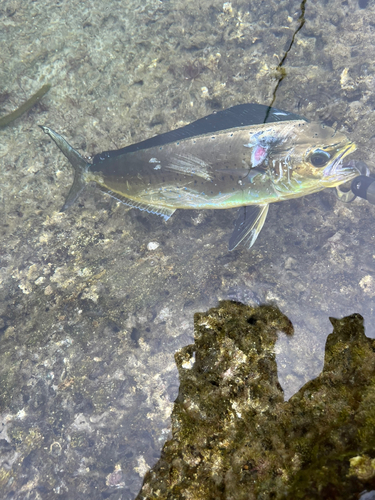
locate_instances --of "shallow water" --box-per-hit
[0,0,375,498]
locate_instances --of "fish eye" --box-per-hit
[310,149,331,168]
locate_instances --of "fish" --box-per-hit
[0,84,51,129]
[40,103,358,250]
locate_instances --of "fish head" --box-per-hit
[287,122,358,190]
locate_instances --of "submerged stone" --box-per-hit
[136,303,375,499]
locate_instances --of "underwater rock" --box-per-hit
[136,302,375,500]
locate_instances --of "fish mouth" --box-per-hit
[322,142,357,184]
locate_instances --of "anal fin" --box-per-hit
[97,186,176,221]
[229,204,269,250]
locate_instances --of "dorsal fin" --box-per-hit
[92,103,306,165]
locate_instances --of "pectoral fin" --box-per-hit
[229,204,269,251]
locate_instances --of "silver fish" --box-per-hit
[40,103,357,249]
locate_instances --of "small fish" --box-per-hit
[0,84,51,129]
[40,103,358,250]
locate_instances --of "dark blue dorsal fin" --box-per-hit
[92,103,306,165]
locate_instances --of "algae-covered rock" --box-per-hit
[137,302,375,500]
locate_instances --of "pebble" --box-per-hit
[147,242,159,251]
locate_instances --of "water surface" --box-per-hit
[0,0,374,497]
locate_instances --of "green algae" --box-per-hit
[0,84,51,129]
[137,303,375,500]
[0,468,12,490]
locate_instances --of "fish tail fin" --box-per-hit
[39,125,89,211]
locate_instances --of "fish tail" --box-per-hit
[39,125,89,211]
